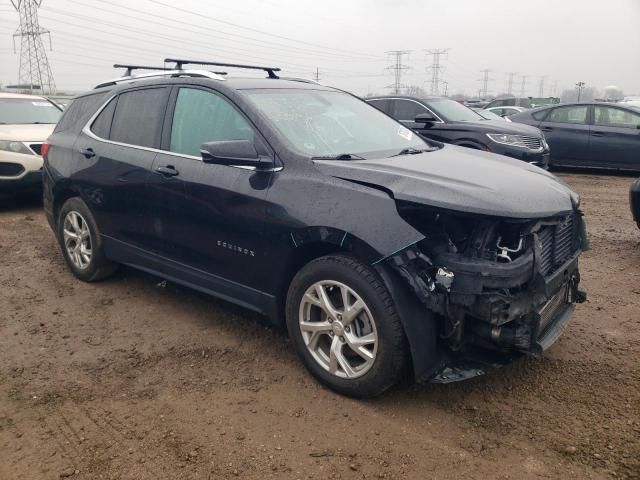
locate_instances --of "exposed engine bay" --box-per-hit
[386,201,588,381]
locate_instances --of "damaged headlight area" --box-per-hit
[390,201,588,368]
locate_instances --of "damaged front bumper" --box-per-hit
[385,211,588,384]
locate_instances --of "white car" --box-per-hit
[0,92,63,193]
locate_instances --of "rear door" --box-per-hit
[78,87,169,249]
[148,85,275,294]
[537,104,591,166]
[587,105,640,169]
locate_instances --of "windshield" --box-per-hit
[423,98,484,122]
[0,98,62,124]
[245,89,429,159]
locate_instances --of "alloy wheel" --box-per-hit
[298,280,378,379]
[62,211,92,270]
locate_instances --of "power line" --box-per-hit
[479,69,492,97]
[425,48,448,95]
[313,67,320,82]
[385,50,410,94]
[10,0,55,94]
[146,0,381,60]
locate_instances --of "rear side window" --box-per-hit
[109,88,167,148]
[547,105,588,124]
[53,92,108,133]
[532,109,549,121]
[90,98,116,139]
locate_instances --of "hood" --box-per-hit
[443,119,542,136]
[0,124,55,142]
[314,145,579,219]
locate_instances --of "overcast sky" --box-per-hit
[1,0,638,96]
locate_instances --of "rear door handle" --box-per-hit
[591,131,605,137]
[79,147,95,158]
[156,165,179,177]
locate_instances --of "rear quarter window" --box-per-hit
[53,92,109,133]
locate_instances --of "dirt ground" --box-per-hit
[1,172,639,480]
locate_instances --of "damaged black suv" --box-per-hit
[43,60,587,397]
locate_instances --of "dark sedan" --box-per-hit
[367,96,549,168]
[631,177,640,228]
[510,103,640,170]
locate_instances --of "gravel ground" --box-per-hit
[0,172,638,480]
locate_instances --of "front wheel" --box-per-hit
[286,255,409,397]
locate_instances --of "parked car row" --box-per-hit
[366,95,550,168]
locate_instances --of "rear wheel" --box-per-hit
[286,255,408,397]
[57,197,117,282]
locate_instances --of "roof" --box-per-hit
[0,92,47,100]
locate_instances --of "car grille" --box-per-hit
[29,143,43,156]
[538,214,577,276]
[0,162,25,177]
[519,135,543,151]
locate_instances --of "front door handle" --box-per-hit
[156,165,179,177]
[591,131,605,137]
[541,127,554,132]
[79,147,95,159]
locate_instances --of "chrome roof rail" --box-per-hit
[94,69,226,89]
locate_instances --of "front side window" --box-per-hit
[547,105,588,125]
[594,106,640,129]
[169,88,255,157]
[109,88,167,148]
[246,89,429,159]
[393,99,428,121]
[0,98,62,124]
[424,98,483,122]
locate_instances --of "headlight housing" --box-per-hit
[0,140,34,155]
[486,133,528,148]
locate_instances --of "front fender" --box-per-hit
[374,262,443,383]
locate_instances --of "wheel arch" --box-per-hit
[271,227,381,327]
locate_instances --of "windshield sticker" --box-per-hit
[398,126,413,141]
[32,102,53,107]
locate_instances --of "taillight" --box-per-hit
[41,139,51,159]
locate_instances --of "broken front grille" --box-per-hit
[538,214,577,276]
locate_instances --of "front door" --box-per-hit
[149,86,275,294]
[588,105,640,169]
[538,104,591,166]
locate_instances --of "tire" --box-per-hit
[286,254,409,397]
[56,197,117,282]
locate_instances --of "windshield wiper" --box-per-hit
[312,153,366,161]
[391,147,435,157]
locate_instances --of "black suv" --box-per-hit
[367,96,549,168]
[43,60,587,397]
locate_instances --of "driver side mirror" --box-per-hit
[200,140,274,169]
[414,113,437,125]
